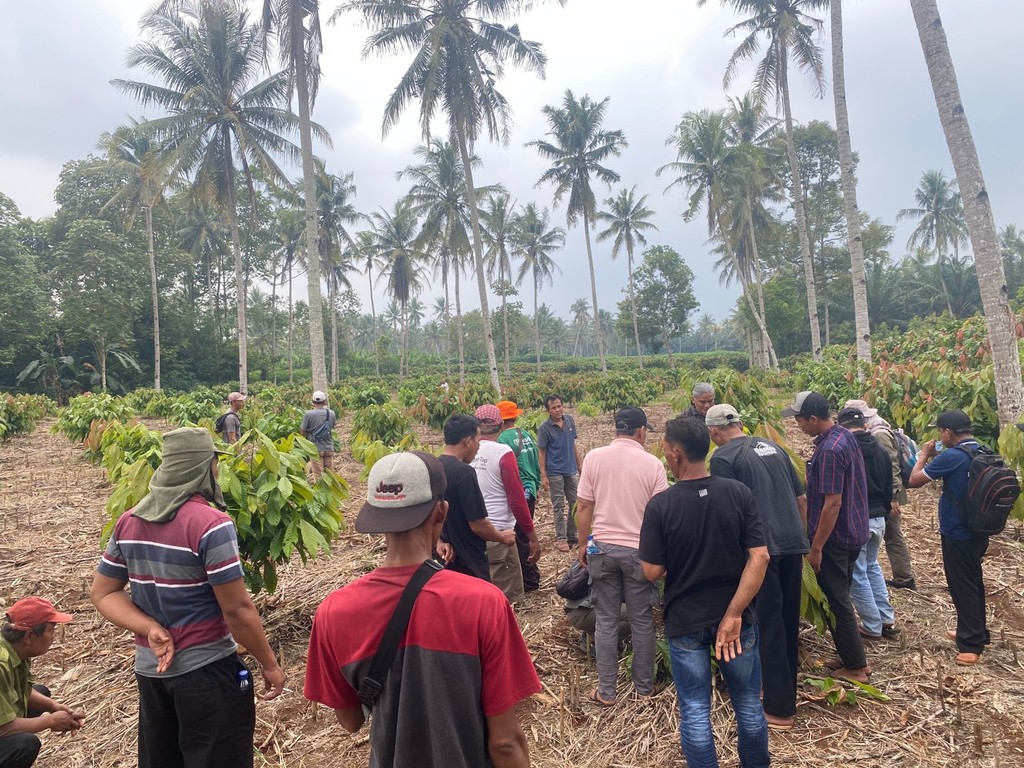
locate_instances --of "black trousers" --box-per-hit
[755,553,803,717]
[0,684,50,768]
[137,655,256,768]
[815,543,867,670]
[941,534,991,654]
[515,495,540,592]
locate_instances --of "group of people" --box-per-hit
[0,383,999,768]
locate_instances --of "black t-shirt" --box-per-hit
[709,436,809,556]
[639,476,766,637]
[440,455,491,582]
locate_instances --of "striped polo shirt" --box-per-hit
[97,494,244,677]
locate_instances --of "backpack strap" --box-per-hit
[357,559,444,713]
[947,441,981,513]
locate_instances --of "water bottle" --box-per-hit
[586,535,599,555]
[238,669,251,693]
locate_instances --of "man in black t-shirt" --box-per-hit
[640,416,770,768]
[707,403,808,732]
[438,414,516,582]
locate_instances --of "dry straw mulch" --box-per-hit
[2,405,1024,767]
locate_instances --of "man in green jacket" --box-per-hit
[497,400,542,592]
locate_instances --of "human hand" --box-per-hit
[714,616,744,663]
[498,530,516,547]
[528,536,542,564]
[806,547,822,573]
[541,476,550,493]
[436,541,454,564]
[890,501,901,517]
[148,625,175,674]
[260,664,287,701]
[47,710,82,733]
[921,439,938,459]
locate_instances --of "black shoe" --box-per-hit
[881,624,902,639]
[885,579,917,591]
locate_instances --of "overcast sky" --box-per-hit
[2,0,1022,323]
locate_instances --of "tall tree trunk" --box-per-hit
[97,335,107,392]
[722,210,775,370]
[581,210,607,373]
[290,4,328,393]
[271,256,279,384]
[454,258,466,388]
[454,124,501,394]
[831,0,871,368]
[780,54,822,361]
[400,301,408,382]
[533,269,542,374]
[626,244,643,369]
[288,260,294,384]
[145,204,161,391]
[911,0,1024,425]
[500,258,511,379]
[330,274,339,383]
[367,268,380,376]
[224,171,248,394]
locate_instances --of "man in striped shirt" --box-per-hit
[91,428,285,768]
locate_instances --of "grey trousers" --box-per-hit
[884,511,916,584]
[589,542,658,699]
[549,473,579,543]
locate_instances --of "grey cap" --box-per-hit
[705,404,742,427]
[781,391,831,419]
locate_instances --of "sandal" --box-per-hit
[557,541,570,553]
[589,689,615,707]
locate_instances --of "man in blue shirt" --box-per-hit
[908,409,987,665]
[537,395,581,552]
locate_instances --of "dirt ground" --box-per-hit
[3,403,1024,767]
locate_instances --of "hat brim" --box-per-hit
[780,406,799,417]
[501,409,523,419]
[862,407,879,418]
[354,497,438,534]
[50,611,73,624]
[213,448,233,457]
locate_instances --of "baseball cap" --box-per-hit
[474,404,503,427]
[781,391,831,419]
[836,407,866,428]
[843,399,878,418]
[705,404,742,427]
[614,406,649,431]
[5,597,73,631]
[496,400,523,421]
[927,410,971,431]
[355,451,448,534]
[227,391,247,404]
[312,390,328,404]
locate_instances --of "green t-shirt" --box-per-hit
[0,637,31,727]
[498,427,541,498]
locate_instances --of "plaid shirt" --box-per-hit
[806,424,870,550]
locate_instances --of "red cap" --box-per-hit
[5,597,73,631]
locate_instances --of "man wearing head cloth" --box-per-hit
[305,451,541,767]
[0,597,83,768]
[91,427,286,768]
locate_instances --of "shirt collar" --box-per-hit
[0,636,25,668]
[611,437,644,450]
[813,423,838,446]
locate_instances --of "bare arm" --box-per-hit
[212,579,286,700]
[334,706,365,733]
[575,497,594,567]
[806,494,842,571]
[538,447,549,491]
[796,495,808,531]
[468,517,515,546]
[486,706,530,768]
[641,561,666,582]
[908,439,938,488]
[90,572,175,673]
[716,545,770,662]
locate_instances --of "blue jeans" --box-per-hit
[850,517,895,636]
[668,624,769,768]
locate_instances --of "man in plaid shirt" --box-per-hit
[783,391,871,682]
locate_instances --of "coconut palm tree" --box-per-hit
[98,118,172,391]
[115,0,323,392]
[569,298,590,357]
[263,207,305,382]
[177,199,230,339]
[480,190,519,378]
[658,109,778,369]
[699,0,828,360]
[350,230,383,376]
[260,0,334,392]
[529,90,626,374]
[909,0,1024,423]
[897,169,968,315]
[371,199,425,379]
[338,0,552,393]
[596,186,658,369]
[514,203,564,372]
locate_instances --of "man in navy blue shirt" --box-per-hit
[908,410,987,665]
[537,395,581,552]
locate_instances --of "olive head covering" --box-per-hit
[132,427,227,523]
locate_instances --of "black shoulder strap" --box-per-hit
[357,559,443,711]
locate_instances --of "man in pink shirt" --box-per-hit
[472,405,542,604]
[576,407,669,706]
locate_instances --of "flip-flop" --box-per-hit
[557,541,570,552]
[589,689,615,707]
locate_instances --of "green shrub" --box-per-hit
[55,393,133,443]
[351,403,413,446]
[0,394,53,439]
[350,385,391,409]
[588,372,661,412]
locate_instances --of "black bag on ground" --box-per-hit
[556,561,590,601]
[951,444,1021,536]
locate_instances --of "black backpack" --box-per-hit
[308,409,335,442]
[951,443,1021,536]
[214,412,230,434]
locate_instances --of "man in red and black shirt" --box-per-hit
[305,450,540,768]
[784,391,870,682]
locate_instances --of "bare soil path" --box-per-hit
[2,408,1024,766]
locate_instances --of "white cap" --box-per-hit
[312,390,328,404]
